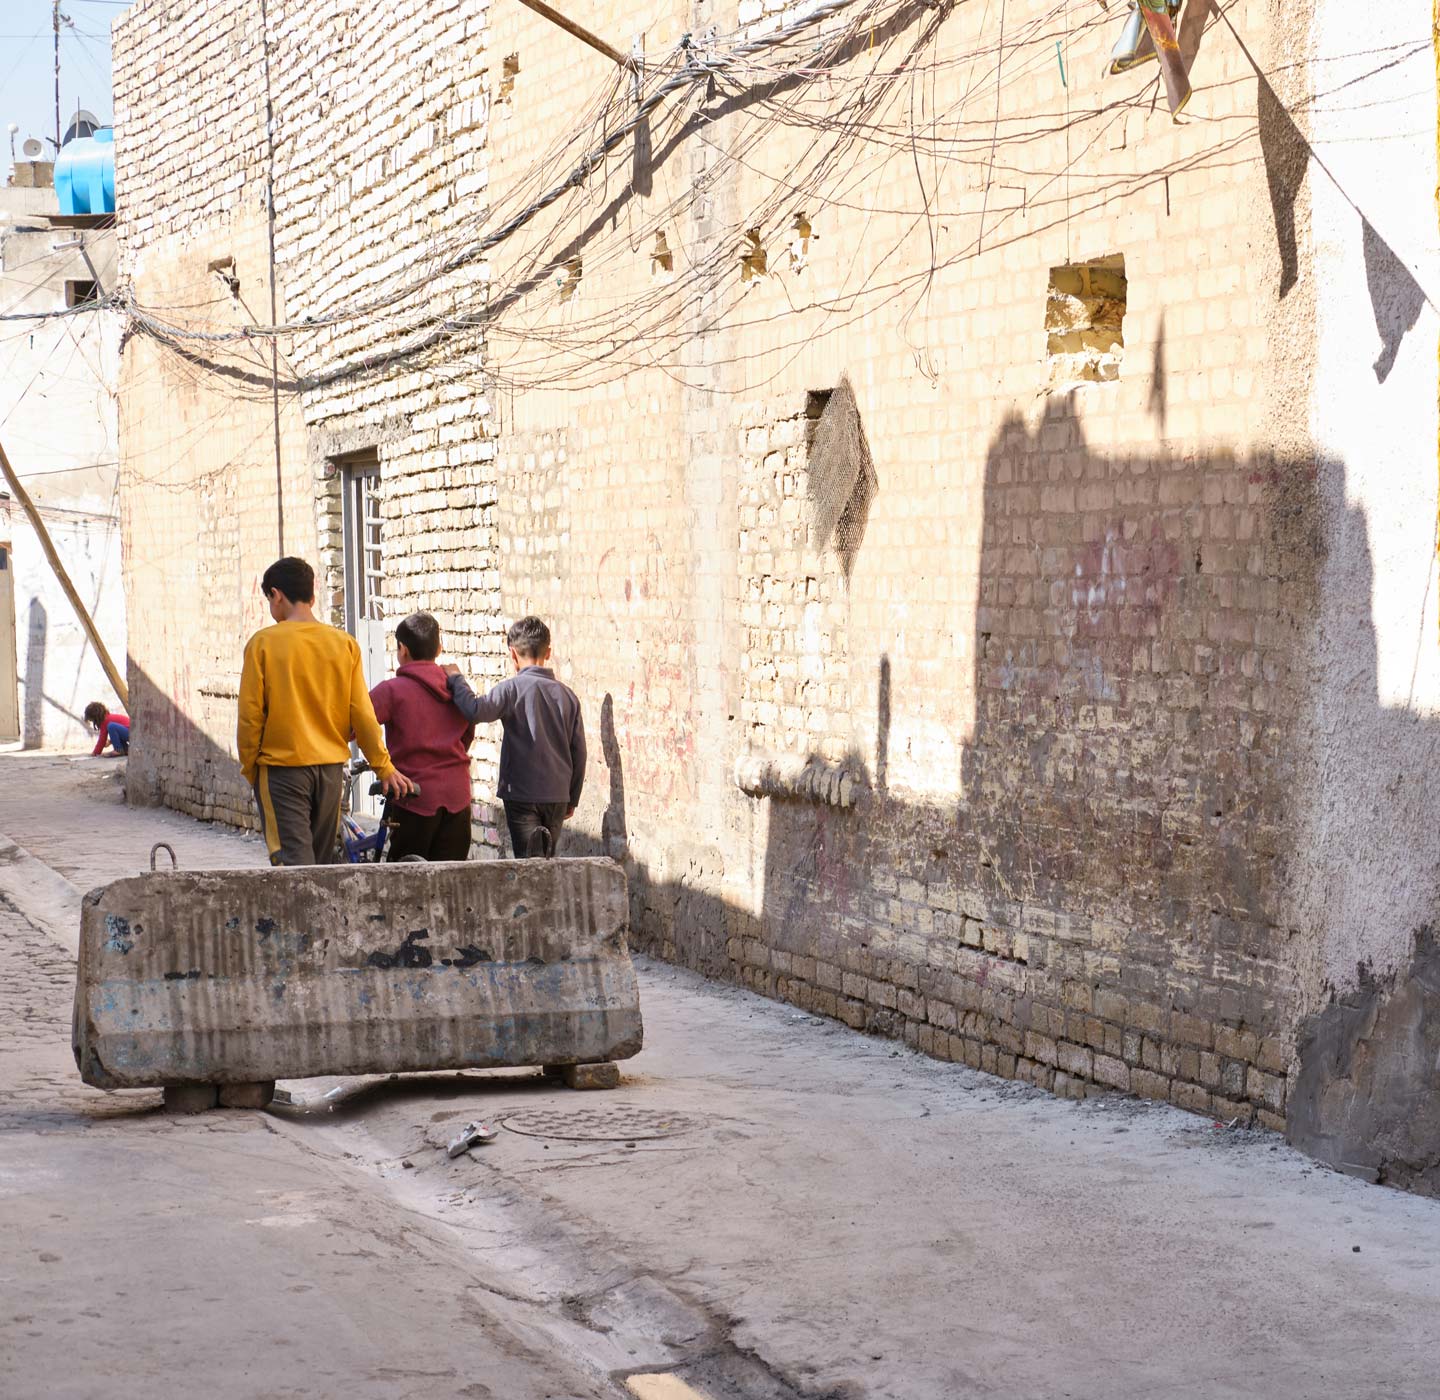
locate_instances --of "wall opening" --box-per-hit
[740,229,767,283]
[207,256,239,297]
[64,279,99,308]
[787,212,813,272]
[558,256,582,302]
[499,53,520,104]
[1046,254,1126,384]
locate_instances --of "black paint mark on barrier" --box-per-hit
[104,915,134,955]
[256,918,277,936]
[163,969,202,981]
[367,929,433,970]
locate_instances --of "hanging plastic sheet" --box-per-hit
[1107,1,1191,117]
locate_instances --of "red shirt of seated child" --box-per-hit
[91,712,130,756]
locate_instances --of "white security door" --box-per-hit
[0,543,17,743]
[341,457,386,814]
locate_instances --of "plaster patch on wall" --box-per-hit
[1289,929,1440,1197]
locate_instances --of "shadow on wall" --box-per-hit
[1361,218,1427,384]
[1256,68,1308,301]
[589,393,1440,1197]
[1252,29,1430,382]
[123,659,260,832]
[600,692,628,862]
[15,593,113,748]
[744,395,1320,1104]
[1147,313,1167,432]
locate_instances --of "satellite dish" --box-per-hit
[62,109,100,146]
[22,137,42,158]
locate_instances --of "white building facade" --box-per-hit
[0,174,125,750]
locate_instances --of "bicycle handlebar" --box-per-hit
[369,779,422,798]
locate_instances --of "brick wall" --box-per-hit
[112,0,1414,1137]
[481,0,1319,1128]
[114,0,505,838]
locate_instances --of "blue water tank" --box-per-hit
[55,128,115,217]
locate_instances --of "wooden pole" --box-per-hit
[0,435,129,708]
[514,0,635,69]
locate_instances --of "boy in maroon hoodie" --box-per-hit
[368,612,475,861]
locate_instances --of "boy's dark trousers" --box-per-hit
[256,764,344,866]
[503,801,567,859]
[385,805,472,862]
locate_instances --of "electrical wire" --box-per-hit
[52,0,1428,413]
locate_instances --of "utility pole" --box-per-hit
[52,1,61,151]
[258,0,285,554]
[0,435,129,707]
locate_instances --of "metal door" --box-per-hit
[340,458,386,814]
[0,544,17,742]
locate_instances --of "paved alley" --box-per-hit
[6,3,1440,1396]
[2,753,1439,1399]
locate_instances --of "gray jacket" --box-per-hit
[447,666,586,808]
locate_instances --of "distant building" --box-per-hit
[0,162,124,749]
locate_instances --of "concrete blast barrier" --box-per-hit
[72,858,642,1090]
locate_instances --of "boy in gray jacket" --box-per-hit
[444,616,586,859]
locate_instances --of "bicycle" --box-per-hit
[337,758,423,863]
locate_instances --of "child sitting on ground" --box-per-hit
[83,701,129,757]
[444,616,586,859]
[369,611,476,862]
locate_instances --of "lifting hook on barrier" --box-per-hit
[149,843,178,873]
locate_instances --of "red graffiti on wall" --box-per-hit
[1070,520,1181,637]
[595,533,697,805]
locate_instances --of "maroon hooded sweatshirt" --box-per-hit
[369,662,476,817]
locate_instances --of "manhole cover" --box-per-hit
[502,1105,696,1142]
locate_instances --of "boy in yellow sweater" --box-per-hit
[237,557,414,865]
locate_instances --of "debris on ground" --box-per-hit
[447,1121,499,1156]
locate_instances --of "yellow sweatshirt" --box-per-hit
[236,621,394,786]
